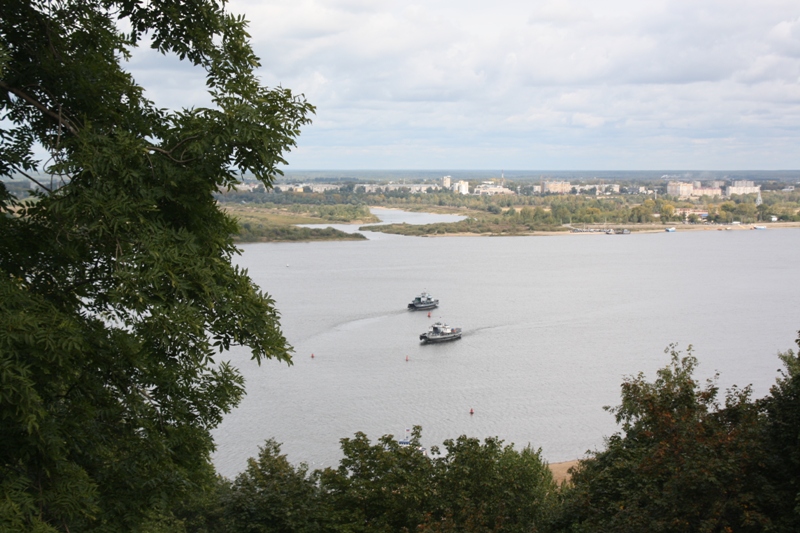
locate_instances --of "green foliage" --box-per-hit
[218,182,800,227]
[205,429,557,533]
[316,427,557,533]
[235,224,367,243]
[758,334,800,532]
[220,440,323,533]
[279,203,376,223]
[1,0,312,530]
[359,217,567,236]
[318,428,437,532]
[427,436,558,533]
[558,346,773,533]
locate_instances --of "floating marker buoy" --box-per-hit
[470,408,474,415]
[427,311,431,317]
[406,355,409,361]
[311,353,315,359]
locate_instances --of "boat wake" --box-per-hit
[330,309,408,332]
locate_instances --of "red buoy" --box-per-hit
[406,355,409,362]
[470,408,474,415]
[311,353,315,359]
[427,311,431,317]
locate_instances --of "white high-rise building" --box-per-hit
[667,181,693,198]
[726,180,760,196]
[543,181,572,194]
[454,180,470,195]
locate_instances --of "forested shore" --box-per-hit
[216,184,800,240]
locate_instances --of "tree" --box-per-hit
[628,205,653,223]
[220,440,323,533]
[425,436,557,533]
[759,333,800,532]
[0,1,313,531]
[317,427,436,532]
[315,428,557,533]
[659,203,675,222]
[519,206,535,222]
[734,202,758,223]
[559,346,773,533]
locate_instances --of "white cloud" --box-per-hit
[123,0,800,169]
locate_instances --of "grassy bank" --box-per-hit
[359,215,568,236]
[223,204,367,242]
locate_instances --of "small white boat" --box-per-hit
[665,227,676,232]
[408,291,439,310]
[753,225,767,230]
[420,322,462,343]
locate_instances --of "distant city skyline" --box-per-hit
[128,0,800,170]
[275,169,800,182]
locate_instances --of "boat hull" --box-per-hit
[420,332,462,343]
[408,302,438,310]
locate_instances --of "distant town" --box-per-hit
[7,171,800,238]
[193,171,800,242]
[237,174,796,199]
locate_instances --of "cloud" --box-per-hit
[121,0,800,169]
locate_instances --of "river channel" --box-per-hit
[212,208,800,477]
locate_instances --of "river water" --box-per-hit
[212,209,800,477]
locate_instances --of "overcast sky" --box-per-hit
[130,0,800,170]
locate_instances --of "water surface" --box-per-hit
[213,211,800,477]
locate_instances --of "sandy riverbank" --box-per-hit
[549,460,580,484]
[570,221,800,234]
[419,221,800,238]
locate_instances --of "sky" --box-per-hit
[128,0,800,170]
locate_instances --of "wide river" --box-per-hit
[213,208,800,478]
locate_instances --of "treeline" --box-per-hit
[359,214,568,236]
[274,203,376,223]
[235,224,366,242]
[178,432,556,533]
[217,186,800,224]
[170,338,800,533]
[218,195,377,224]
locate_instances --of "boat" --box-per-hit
[398,429,428,455]
[753,225,767,230]
[420,321,462,343]
[665,227,676,232]
[408,291,439,310]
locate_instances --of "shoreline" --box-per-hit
[367,207,800,237]
[414,221,800,238]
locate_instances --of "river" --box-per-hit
[212,208,800,477]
